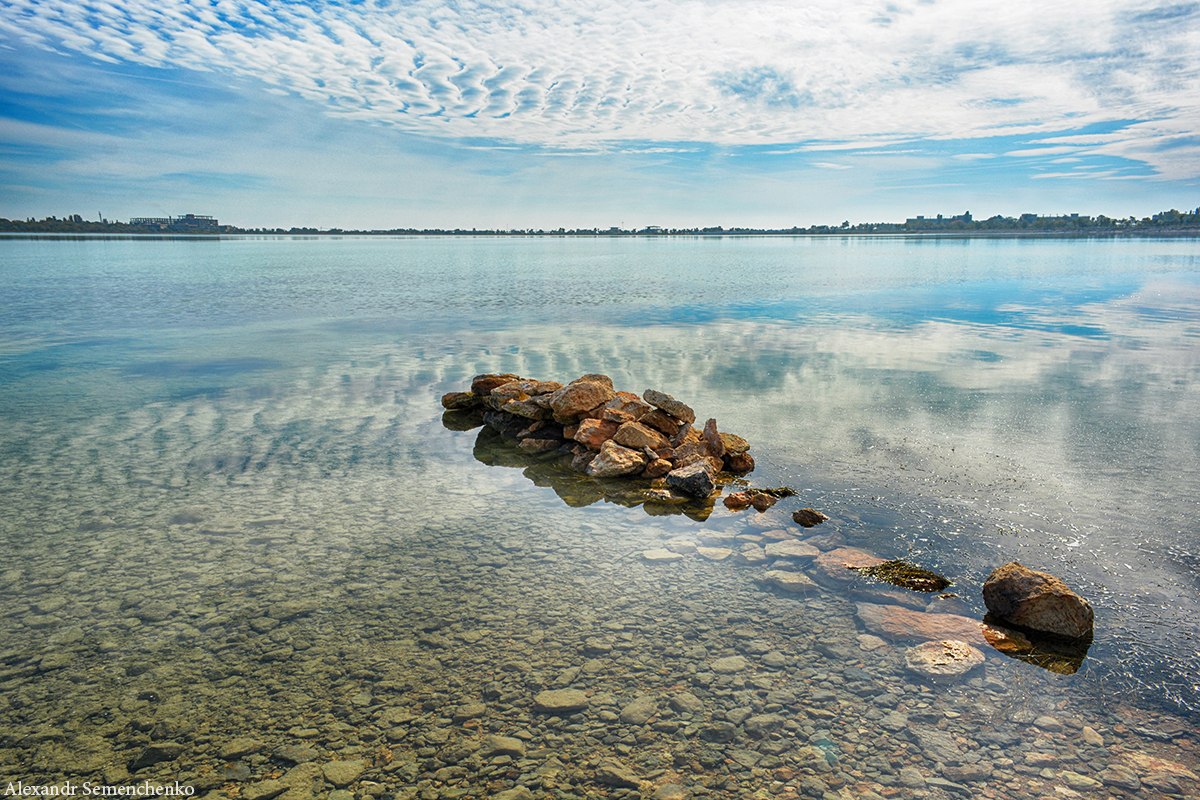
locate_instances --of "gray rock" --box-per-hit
[219,737,263,760]
[241,781,286,800]
[619,695,658,725]
[666,463,715,498]
[483,735,526,758]
[669,692,705,715]
[595,759,641,788]
[744,714,785,738]
[493,790,535,800]
[322,760,366,788]
[698,722,738,743]
[128,742,186,771]
[710,655,748,673]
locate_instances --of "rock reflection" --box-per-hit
[448,412,720,520]
[983,615,1093,675]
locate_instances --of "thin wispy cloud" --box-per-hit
[0,0,1197,180]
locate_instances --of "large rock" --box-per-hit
[639,408,684,436]
[701,419,725,457]
[613,421,670,452]
[574,418,619,449]
[471,373,520,395]
[604,391,653,419]
[982,562,1094,639]
[642,389,696,425]
[667,462,715,498]
[440,391,478,410]
[586,440,648,477]
[904,640,985,682]
[856,602,985,644]
[719,432,750,456]
[549,379,615,420]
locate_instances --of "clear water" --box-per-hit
[1,235,1198,797]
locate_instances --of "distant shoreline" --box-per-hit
[3,229,1200,241]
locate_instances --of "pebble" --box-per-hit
[533,689,590,714]
[710,655,749,674]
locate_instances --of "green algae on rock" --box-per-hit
[853,559,952,592]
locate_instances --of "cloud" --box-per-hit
[0,0,1197,179]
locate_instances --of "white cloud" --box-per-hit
[0,0,1198,177]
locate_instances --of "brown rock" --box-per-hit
[856,602,986,644]
[672,424,700,448]
[642,389,696,424]
[814,547,885,582]
[549,380,616,421]
[723,491,753,511]
[574,373,614,389]
[561,423,579,439]
[586,440,648,478]
[574,418,619,449]
[503,398,553,419]
[471,373,520,395]
[440,391,478,410]
[725,451,755,474]
[640,408,684,436]
[601,408,636,425]
[982,562,1094,639]
[490,381,532,401]
[642,458,673,478]
[605,391,653,419]
[719,432,750,456]
[702,419,725,458]
[613,421,671,452]
[792,508,829,527]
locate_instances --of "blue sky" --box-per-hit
[0,0,1198,229]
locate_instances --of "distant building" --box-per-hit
[129,213,219,231]
[904,211,973,228]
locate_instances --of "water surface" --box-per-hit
[1,235,1197,797]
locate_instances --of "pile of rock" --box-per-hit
[441,373,754,497]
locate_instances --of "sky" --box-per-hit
[0,0,1198,229]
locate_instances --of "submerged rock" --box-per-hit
[856,602,985,644]
[904,640,985,682]
[533,688,590,714]
[854,560,952,592]
[982,562,1094,639]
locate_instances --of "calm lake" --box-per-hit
[1,235,1198,797]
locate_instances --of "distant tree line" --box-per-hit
[3,207,1198,236]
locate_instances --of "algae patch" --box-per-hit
[854,559,952,592]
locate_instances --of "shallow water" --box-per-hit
[1,235,1198,798]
